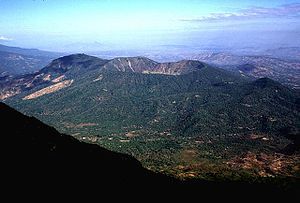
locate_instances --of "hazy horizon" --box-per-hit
[0,0,300,53]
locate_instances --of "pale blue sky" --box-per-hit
[0,0,299,52]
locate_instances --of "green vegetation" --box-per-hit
[6,57,300,180]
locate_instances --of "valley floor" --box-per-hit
[74,133,300,182]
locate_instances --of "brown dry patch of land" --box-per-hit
[23,79,73,100]
[173,159,226,180]
[63,122,98,128]
[249,133,270,141]
[0,88,20,100]
[76,123,98,128]
[170,151,300,179]
[181,149,198,163]
[226,152,300,177]
[52,75,65,83]
[43,74,51,81]
[125,131,139,138]
[177,171,197,179]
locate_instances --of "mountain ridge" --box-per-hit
[0,44,62,76]
[0,44,62,57]
[0,54,211,100]
[1,53,299,181]
[189,52,300,88]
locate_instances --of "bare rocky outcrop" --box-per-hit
[23,79,73,100]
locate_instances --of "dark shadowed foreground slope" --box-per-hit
[0,102,298,199]
[0,102,172,187]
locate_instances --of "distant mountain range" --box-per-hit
[0,54,207,100]
[0,44,62,76]
[188,52,300,88]
[264,47,300,61]
[2,53,299,180]
[1,43,299,88]
[0,44,62,57]
[92,48,300,88]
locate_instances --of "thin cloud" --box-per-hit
[181,3,300,22]
[0,36,13,41]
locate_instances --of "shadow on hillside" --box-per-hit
[1,102,298,199]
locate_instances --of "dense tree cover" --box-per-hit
[2,101,299,197]
[6,62,300,179]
